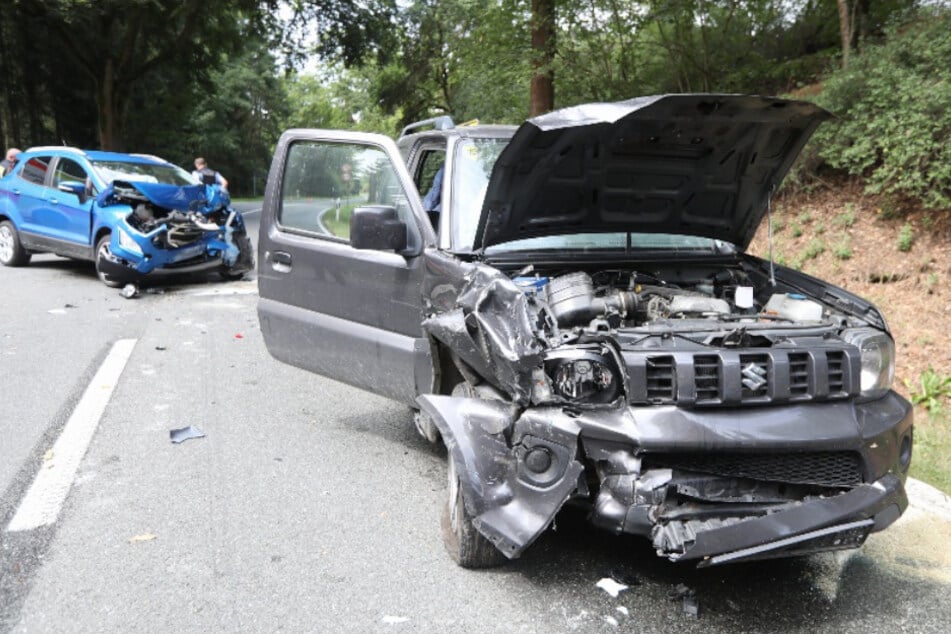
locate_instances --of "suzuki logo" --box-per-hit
[741,362,768,391]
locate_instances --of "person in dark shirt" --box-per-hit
[192,157,228,190]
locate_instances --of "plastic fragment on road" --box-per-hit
[155,346,167,351]
[43,450,54,462]
[234,333,244,339]
[609,568,641,586]
[616,607,629,617]
[596,577,629,598]
[169,425,206,443]
[128,533,157,544]
[381,616,408,624]
[603,615,619,627]
[47,308,67,315]
[120,283,139,299]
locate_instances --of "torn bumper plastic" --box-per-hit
[418,393,913,565]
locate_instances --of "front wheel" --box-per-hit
[441,453,506,568]
[221,232,254,280]
[0,220,31,266]
[95,234,123,287]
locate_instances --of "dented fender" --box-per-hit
[417,395,585,558]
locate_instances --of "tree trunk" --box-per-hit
[530,0,555,117]
[837,0,852,69]
[98,58,120,150]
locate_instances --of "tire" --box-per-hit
[0,220,31,266]
[221,231,254,280]
[441,452,507,569]
[95,234,123,288]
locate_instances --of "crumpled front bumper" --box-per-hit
[417,393,913,566]
[100,222,236,282]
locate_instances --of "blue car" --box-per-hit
[0,147,253,286]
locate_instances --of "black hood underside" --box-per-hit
[475,94,830,251]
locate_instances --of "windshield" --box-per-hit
[450,138,508,249]
[484,232,726,255]
[92,160,194,186]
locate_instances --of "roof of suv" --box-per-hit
[397,123,517,148]
[23,147,171,165]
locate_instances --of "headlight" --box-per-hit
[544,352,621,404]
[844,327,895,399]
[117,228,143,256]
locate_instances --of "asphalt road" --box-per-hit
[1,204,950,632]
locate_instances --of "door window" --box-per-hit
[279,140,413,242]
[18,155,52,186]
[52,158,90,192]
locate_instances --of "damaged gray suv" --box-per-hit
[258,95,913,568]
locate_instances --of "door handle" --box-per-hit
[50,198,59,205]
[271,250,292,272]
[12,188,20,195]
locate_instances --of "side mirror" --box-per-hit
[350,205,408,252]
[58,181,87,204]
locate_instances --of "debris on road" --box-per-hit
[47,308,67,315]
[381,616,408,624]
[128,533,157,544]
[43,449,54,462]
[596,577,629,598]
[64,303,76,309]
[234,333,244,339]
[155,346,167,351]
[120,283,139,299]
[169,425,206,444]
[668,583,700,619]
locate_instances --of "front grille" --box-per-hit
[646,356,676,403]
[789,353,810,396]
[625,347,859,407]
[694,355,720,403]
[643,451,864,488]
[827,351,846,395]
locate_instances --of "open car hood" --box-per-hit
[98,181,207,211]
[474,94,830,252]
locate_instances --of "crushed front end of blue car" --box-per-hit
[95,180,254,284]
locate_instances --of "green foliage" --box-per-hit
[908,368,951,415]
[897,223,914,252]
[803,238,825,260]
[813,10,951,208]
[791,222,803,238]
[833,238,852,260]
[834,204,856,228]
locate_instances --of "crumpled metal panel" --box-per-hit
[418,395,584,558]
[422,265,545,405]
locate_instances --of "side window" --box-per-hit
[52,158,89,189]
[279,140,412,242]
[18,156,52,186]
[416,150,445,196]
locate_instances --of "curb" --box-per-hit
[906,477,951,522]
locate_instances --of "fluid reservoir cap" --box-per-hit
[788,293,807,300]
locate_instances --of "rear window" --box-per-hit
[18,156,52,186]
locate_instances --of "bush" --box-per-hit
[812,10,951,208]
[897,223,914,252]
[909,367,951,415]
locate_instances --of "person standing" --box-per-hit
[0,148,21,176]
[192,157,228,190]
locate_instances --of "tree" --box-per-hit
[530,0,556,115]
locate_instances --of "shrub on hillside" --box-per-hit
[812,11,951,208]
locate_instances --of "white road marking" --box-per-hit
[6,339,138,532]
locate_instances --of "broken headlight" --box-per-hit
[544,351,621,405]
[844,327,895,399]
[117,228,143,256]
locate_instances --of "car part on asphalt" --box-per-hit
[169,425,206,444]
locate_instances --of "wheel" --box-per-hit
[221,231,254,280]
[441,452,506,568]
[0,220,31,266]
[95,234,123,287]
